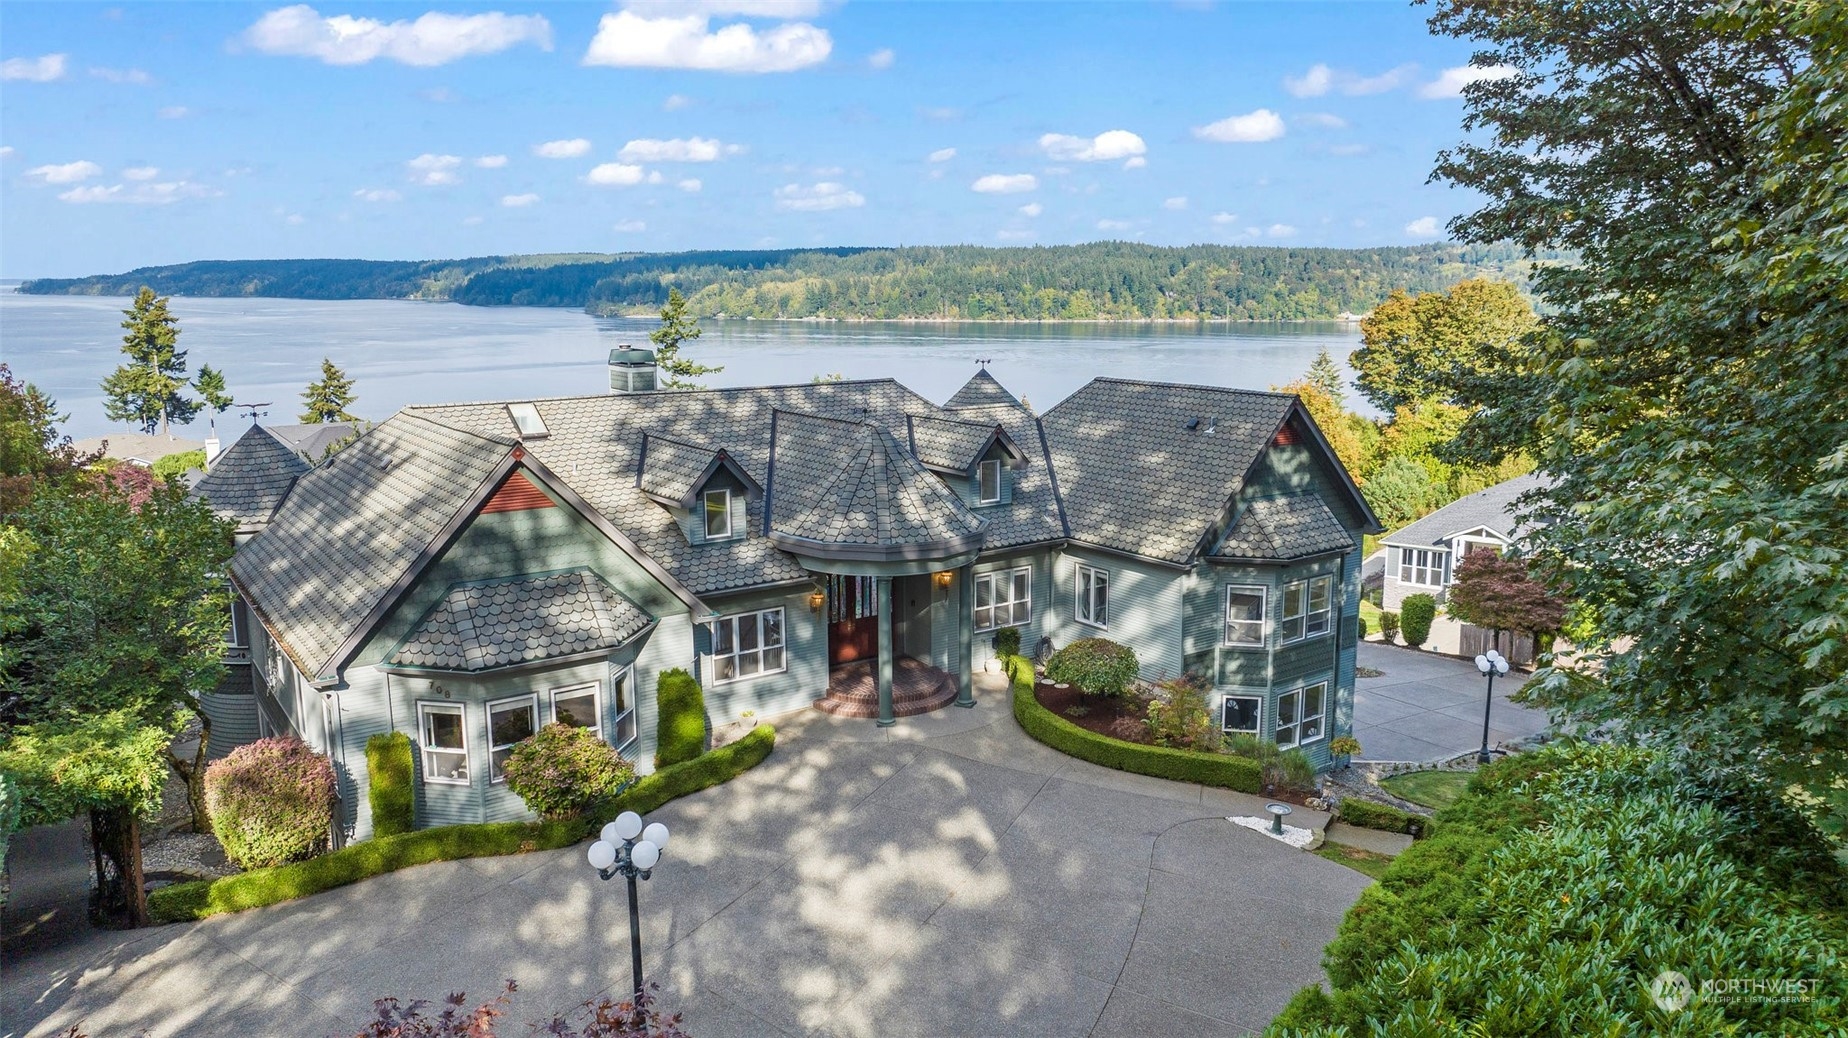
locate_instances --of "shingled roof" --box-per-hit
[1039,379,1297,565]
[1214,493,1354,562]
[905,413,1020,474]
[388,570,653,672]
[944,369,1022,410]
[1382,472,1550,549]
[635,432,760,508]
[192,424,314,525]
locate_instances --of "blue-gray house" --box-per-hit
[196,358,1381,839]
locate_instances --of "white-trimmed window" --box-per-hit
[1224,586,1266,647]
[551,684,601,740]
[487,694,537,783]
[224,585,246,647]
[704,488,733,540]
[1221,695,1262,736]
[713,608,786,683]
[1397,547,1448,587]
[977,458,1002,504]
[1281,575,1333,644]
[609,667,637,751]
[974,566,1031,631]
[1276,682,1327,749]
[1075,564,1109,629]
[418,702,470,785]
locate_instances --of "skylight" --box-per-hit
[506,402,548,439]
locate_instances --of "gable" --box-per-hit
[481,470,556,514]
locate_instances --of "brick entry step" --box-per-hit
[814,657,959,718]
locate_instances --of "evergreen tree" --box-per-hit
[194,364,233,417]
[100,287,199,435]
[648,288,721,390]
[299,358,359,423]
[1305,347,1346,408]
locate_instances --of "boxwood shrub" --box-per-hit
[365,731,415,838]
[1399,594,1436,649]
[1009,658,1260,792]
[1336,797,1422,835]
[204,736,337,870]
[654,667,707,768]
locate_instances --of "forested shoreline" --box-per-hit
[19,241,1550,322]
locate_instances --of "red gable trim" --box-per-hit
[1272,422,1300,446]
[480,470,555,514]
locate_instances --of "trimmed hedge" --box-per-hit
[654,667,707,768]
[1400,594,1436,648]
[1008,658,1261,792]
[365,732,415,838]
[1337,797,1422,835]
[149,724,777,924]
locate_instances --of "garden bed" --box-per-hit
[1031,679,1145,738]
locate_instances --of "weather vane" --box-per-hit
[236,402,271,423]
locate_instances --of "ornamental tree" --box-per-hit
[1444,550,1567,652]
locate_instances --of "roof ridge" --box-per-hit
[406,376,910,414]
[396,407,519,447]
[1082,376,1298,398]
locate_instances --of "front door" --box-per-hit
[828,616,879,667]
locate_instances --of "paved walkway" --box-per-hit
[1351,642,1550,763]
[2,677,1371,1038]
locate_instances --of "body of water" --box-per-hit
[0,292,1365,441]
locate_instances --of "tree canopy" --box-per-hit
[648,288,720,390]
[300,357,360,423]
[1444,550,1567,641]
[1351,277,1539,419]
[101,288,200,435]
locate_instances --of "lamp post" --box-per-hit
[1474,648,1510,765]
[587,810,671,1004]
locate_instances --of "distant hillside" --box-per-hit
[20,242,1552,321]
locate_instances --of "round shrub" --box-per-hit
[1357,614,1369,640]
[205,736,337,870]
[503,723,636,821]
[1400,594,1437,648]
[993,626,1022,659]
[1044,637,1139,697]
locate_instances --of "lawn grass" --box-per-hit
[1314,842,1396,880]
[1359,597,1383,632]
[1381,770,1473,810]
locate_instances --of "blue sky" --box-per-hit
[0,1,1504,278]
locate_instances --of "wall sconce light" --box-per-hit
[934,571,953,590]
[808,590,826,613]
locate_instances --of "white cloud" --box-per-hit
[582,10,830,74]
[407,153,462,185]
[2,54,67,82]
[677,178,703,192]
[1404,215,1443,237]
[1328,142,1371,157]
[474,154,508,168]
[1163,196,1188,211]
[1097,218,1132,232]
[158,105,190,119]
[612,219,647,232]
[867,47,894,70]
[663,93,695,110]
[587,162,647,186]
[617,137,742,162]
[241,5,553,66]
[1039,130,1145,163]
[623,1,827,16]
[534,138,592,158]
[26,160,102,184]
[1301,112,1347,129]
[1347,64,1416,95]
[1210,211,1238,225]
[997,228,1035,242]
[1420,64,1518,99]
[646,170,664,184]
[463,214,485,225]
[122,166,160,181]
[501,193,540,207]
[1193,109,1285,143]
[1284,63,1332,98]
[1266,223,1296,238]
[1018,202,1042,217]
[421,86,460,102]
[90,66,152,85]
[927,147,956,163]
[971,173,1037,194]
[0,146,14,160]
[774,181,864,211]
[354,187,402,202]
[1286,62,1417,97]
[58,180,216,205]
[286,212,306,225]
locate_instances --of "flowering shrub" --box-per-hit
[1044,638,1139,698]
[502,723,634,821]
[204,735,337,870]
[1145,675,1219,751]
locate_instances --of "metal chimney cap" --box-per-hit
[609,345,656,365]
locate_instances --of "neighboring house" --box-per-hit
[70,430,204,468]
[1379,472,1549,612]
[195,360,1381,840]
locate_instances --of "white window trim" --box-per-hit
[1275,682,1328,750]
[417,701,470,787]
[486,693,538,784]
[1281,576,1333,645]
[977,458,1002,504]
[704,488,734,540]
[973,566,1032,632]
[225,586,247,648]
[608,665,638,753]
[550,683,601,740]
[1221,694,1262,736]
[1074,564,1109,630]
[712,607,788,685]
[1395,547,1449,588]
[1223,585,1267,647]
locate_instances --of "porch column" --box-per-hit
[956,562,976,707]
[875,576,895,727]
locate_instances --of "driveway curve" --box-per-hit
[4,680,1371,1038]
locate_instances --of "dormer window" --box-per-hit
[704,488,734,540]
[978,458,1002,504]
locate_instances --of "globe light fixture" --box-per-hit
[1475,648,1511,765]
[587,809,672,1003]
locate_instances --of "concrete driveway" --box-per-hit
[1351,642,1551,763]
[4,679,1372,1038]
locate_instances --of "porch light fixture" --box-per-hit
[1474,648,1511,765]
[587,810,671,1003]
[808,590,825,613]
[934,571,953,590]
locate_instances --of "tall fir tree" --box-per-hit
[299,358,359,423]
[1305,347,1347,408]
[100,288,200,436]
[648,287,722,390]
[194,364,233,417]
